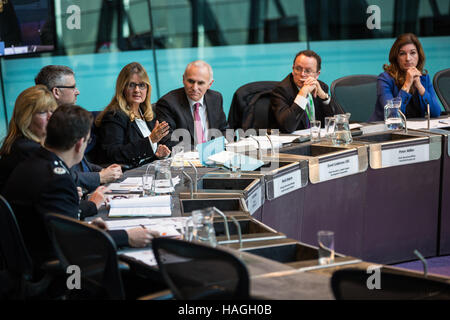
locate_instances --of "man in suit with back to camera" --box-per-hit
[155,60,228,149]
[35,65,123,192]
[271,50,336,133]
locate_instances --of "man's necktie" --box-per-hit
[194,102,205,144]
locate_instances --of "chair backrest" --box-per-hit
[0,195,34,279]
[433,68,450,112]
[45,213,125,299]
[152,238,250,300]
[228,81,278,130]
[331,75,378,122]
[331,268,450,300]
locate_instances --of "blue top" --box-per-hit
[369,71,441,121]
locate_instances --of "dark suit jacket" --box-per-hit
[270,74,335,133]
[155,88,228,148]
[2,147,127,268]
[0,136,102,193]
[0,137,40,190]
[96,109,157,167]
[70,158,102,192]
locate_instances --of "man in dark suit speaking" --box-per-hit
[155,60,228,149]
[271,50,336,133]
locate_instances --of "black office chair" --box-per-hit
[45,213,127,300]
[152,238,250,300]
[228,81,278,130]
[0,195,59,299]
[433,68,450,112]
[331,268,450,300]
[330,75,378,122]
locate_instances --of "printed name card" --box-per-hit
[319,155,359,182]
[246,187,262,215]
[381,144,429,168]
[272,169,303,199]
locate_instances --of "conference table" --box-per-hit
[95,118,450,299]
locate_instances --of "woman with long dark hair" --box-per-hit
[369,33,441,121]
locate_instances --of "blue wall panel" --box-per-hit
[1,36,449,140]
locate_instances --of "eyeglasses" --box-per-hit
[35,110,54,117]
[293,66,316,76]
[55,84,77,90]
[128,82,147,90]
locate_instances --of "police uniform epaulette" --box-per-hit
[52,160,68,175]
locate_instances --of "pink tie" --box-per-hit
[194,102,205,144]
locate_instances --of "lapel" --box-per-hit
[180,91,195,139]
[204,91,213,129]
[288,74,308,128]
[130,118,144,138]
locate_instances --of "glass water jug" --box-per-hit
[332,113,353,145]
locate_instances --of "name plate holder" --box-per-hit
[308,146,368,184]
[365,134,441,169]
[264,161,308,200]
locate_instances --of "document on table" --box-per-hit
[226,135,300,153]
[106,217,187,237]
[121,249,157,267]
[108,176,180,194]
[108,177,142,193]
[207,150,264,171]
[106,216,188,231]
[108,195,172,217]
[407,118,450,130]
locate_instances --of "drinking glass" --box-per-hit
[310,120,321,142]
[324,117,336,139]
[318,230,335,265]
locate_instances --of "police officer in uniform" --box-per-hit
[2,105,158,269]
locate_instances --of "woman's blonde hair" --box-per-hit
[383,33,427,93]
[0,85,57,156]
[95,62,153,126]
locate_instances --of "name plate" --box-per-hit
[319,155,359,182]
[381,144,429,168]
[272,169,302,199]
[246,187,262,215]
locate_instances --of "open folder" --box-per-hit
[108,195,172,217]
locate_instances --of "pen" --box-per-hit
[439,121,448,124]
[140,224,147,229]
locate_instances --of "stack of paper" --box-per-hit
[108,195,172,217]
[407,118,450,130]
[207,150,264,171]
[108,177,142,193]
[106,217,186,237]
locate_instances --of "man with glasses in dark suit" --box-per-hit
[271,50,336,133]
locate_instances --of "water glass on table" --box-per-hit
[317,230,335,265]
[324,117,336,139]
[310,120,321,142]
[229,154,242,178]
[171,145,184,184]
[142,173,153,196]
